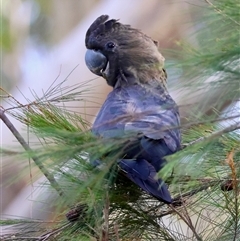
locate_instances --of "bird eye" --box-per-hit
[106,42,115,49]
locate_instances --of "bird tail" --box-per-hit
[118,159,172,204]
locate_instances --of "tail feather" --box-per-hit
[118,159,172,204]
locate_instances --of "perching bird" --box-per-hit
[85,15,181,204]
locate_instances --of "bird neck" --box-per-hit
[113,66,168,91]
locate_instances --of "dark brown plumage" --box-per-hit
[85,15,181,203]
[85,15,167,88]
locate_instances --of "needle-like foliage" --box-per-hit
[1,1,239,240]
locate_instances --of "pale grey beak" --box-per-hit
[85,49,107,76]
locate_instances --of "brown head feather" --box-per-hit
[86,15,167,89]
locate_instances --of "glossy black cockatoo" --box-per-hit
[85,15,181,204]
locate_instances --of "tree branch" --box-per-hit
[0,108,66,199]
[182,121,240,149]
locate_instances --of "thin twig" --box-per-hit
[39,223,71,241]
[101,192,110,241]
[183,203,201,240]
[205,0,240,26]
[2,237,40,240]
[170,204,203,241]
[147,180,219,214]
[114,223,120,241]
[182,122,240,149]
[0,87,24,107]
[0,109,66,199]
[172,181,218,202]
